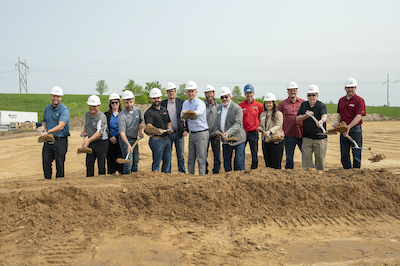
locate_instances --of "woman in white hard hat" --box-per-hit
[259,93,285,169]
[104,93,123,175]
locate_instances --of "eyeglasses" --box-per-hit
[111,101,119,104]
[307,94,317,97]
[221,96,229,99]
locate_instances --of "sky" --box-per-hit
[1,0,400,107]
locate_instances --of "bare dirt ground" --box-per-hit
[1,120,400,265]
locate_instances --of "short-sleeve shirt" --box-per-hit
[41,102,70,137]
[144,105,171,137]
[239,99,263,132]
[84,110,108,140]
[337,94,366,125]
[277,97,305,138]
[297,101,327,140]
[118,107,143,138]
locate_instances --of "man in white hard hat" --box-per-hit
[161,82,188,173]
[144,88,173,173]
[37,86,70,179]
[277,82,305,169]
[204,84,221,174]
[217,87,246,172]
[239,84,263,170]
[118,90,144,174]
[81,95,109,177]
[296,85,328,170]
[333,77,366,169]
[181,81,209,175]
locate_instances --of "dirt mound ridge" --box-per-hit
[1,168,400,235]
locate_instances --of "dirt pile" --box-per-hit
[1,168,400,235]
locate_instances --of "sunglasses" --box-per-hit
[221,96,229,99]
[307,94,317,97]
[111,101,119,104]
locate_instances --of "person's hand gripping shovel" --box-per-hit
[77,134,93,154]
[117,136,144,164]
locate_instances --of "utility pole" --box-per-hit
[15,57,29,94]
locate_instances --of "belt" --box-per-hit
[92,138,104,144]
[191,129,208,134]
[151,135,168,139]
[350,125,361,131]
[54,136,67,140]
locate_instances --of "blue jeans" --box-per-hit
[340,125,362,169]
[245,131,259,169]
[222,142,245,172]
[149,137,172,173]
[206,135,221,174]
[168,131,185,173]
[284,136,302,169]
[119,136,139,174]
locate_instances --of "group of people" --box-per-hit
[38,77,366,179]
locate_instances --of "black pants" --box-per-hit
[107,139,123,174]
[86,140,108,177]
[262,140,284,169]
[42,137,68,179]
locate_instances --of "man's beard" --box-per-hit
[206,97,214,104]
[153,101,160,107]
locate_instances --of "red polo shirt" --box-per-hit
[277,97,305,138]
[337,94,366,125]
[239,99,263,132]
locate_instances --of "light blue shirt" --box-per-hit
[181,97,208,132]
[41,102,70,137]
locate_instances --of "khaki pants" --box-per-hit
[302,137,327,170]
[188,130,209,175]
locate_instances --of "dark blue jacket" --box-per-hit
[161,98,188,137]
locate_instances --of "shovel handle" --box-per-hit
[306,113,326,134]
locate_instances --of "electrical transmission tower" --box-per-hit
[15,57,29,94]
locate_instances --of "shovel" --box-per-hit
[346,135,371,150]
[116,136,144,164]
[216,130,238,143]
[306,113,326,134]
[77,134,93,154]
[258,126,271,139]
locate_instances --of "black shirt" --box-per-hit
[297,101,327,139]
[144,105,171,137]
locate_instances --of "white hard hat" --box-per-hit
[167,82,176,91]
[149,88,162,98]
[204,85,215,93]
[287,81,298,90]
[220,86,231,97]
[185,81,197,90]
[109,93,120,101]
[264,93,276,101]
[87,95,101,106]
[122,90,135,100]
[307,84,319,94]
[50,86,63,96]
[344,77,357,87]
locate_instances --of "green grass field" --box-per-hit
[0,93,399,121]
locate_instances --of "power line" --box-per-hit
[0,70,16,75]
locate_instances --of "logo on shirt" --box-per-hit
[349,104,355,107]
[252,106,258,109]
[242,108,246,111]
[163,111,167,115]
